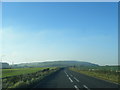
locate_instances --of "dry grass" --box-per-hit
[69,67,120,84]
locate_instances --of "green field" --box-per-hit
[69,66,120,84]
[2,67,58,89]
[2,67,56,78]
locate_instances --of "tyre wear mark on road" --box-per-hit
[74,85,80,90]
[83,85,90,90]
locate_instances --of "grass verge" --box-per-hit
[69,67,120,84]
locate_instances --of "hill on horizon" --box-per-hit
[11,60,99,68]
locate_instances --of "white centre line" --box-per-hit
[83,85,90,90]
[64,71,67,74]
[69,77,73,82]
[64,71,70,78]
[64,71,68,75]
[74,77,79,82]
[67,74,69,77]
[74,85,79,90]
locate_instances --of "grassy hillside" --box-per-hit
[69,66,120,84]
[11,61,99,68]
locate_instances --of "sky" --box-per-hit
[1,0,120,2]
[1,2,118,65]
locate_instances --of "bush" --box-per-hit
[9,81,27,88]
[2,67,58,89]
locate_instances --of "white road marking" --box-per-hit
[64,71,70,78]
[74,77,79,82]
[64,71,68,75]
[67,74,69,77]
[64,71,67,74]
[64,71,74,83]
[83,85,90,90]
[69,77,73,82]
[74,85,79,90]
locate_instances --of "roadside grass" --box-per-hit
[2,67,59,89]
[69,67,120,84]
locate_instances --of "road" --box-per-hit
[33,68,119,89]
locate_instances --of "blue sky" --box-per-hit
[1,2,118,65]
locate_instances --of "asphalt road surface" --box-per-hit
[33,68,120,90]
